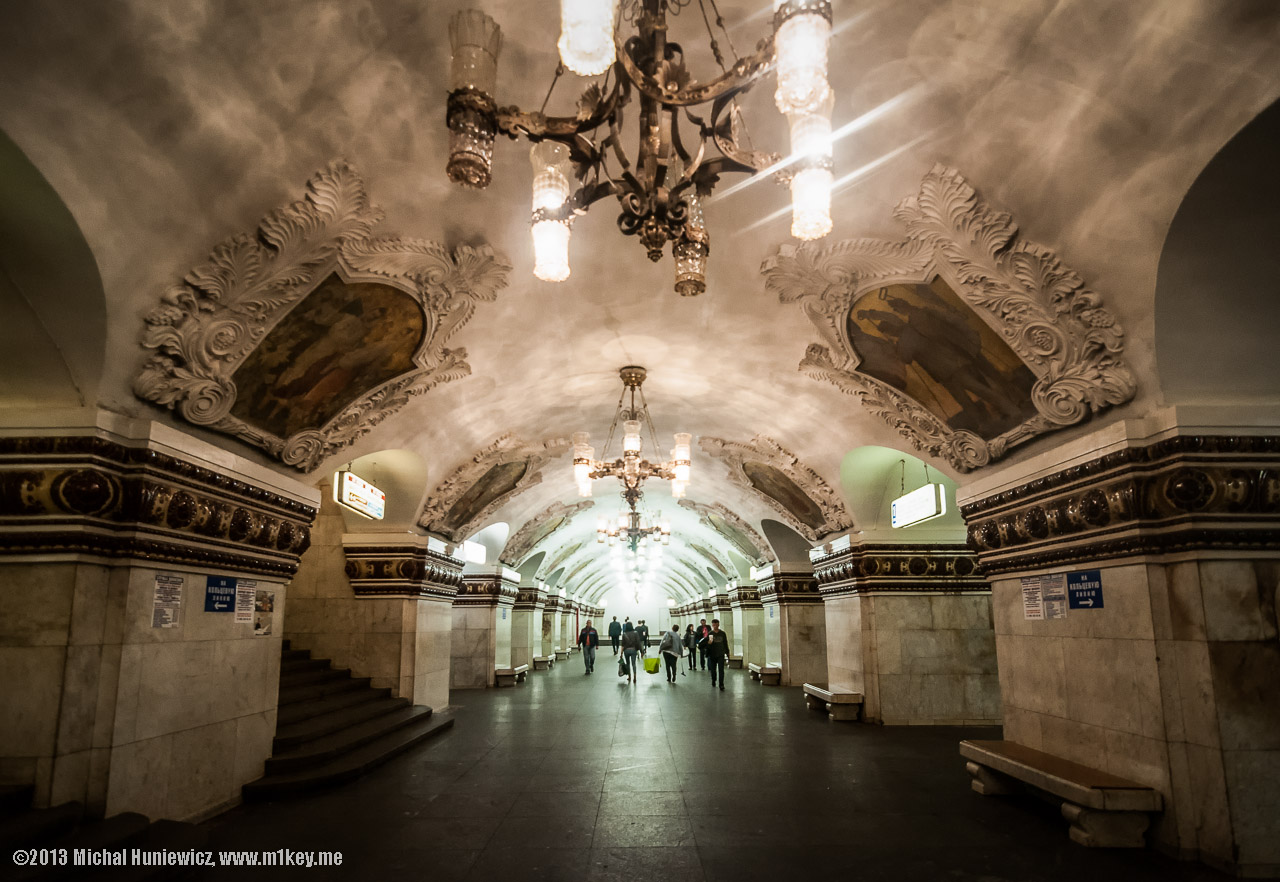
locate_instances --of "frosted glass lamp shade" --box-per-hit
[773,5,830,115]
[449,10,503,94]
[559,0,618,76]
[790,167,832,240]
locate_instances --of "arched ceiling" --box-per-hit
[2,1,1278,596]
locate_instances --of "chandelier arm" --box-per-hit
[707,89,780,174]
[495,69,629,140]
[617,31,775,108]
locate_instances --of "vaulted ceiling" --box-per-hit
[2,1,1278,605]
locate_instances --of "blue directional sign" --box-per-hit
[1067,569,1104,609]
[204,576,237,612]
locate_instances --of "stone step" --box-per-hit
[274,696,412,751]
[0,801,84,849]
[276,685,389,727]
[266,705,435,774]
[243,711,454,801]
[276,674,371,710]
[279,656,330,674]
[281,647,310,662]
[279,666,349,689]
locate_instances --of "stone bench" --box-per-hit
[960,740,1162,848]
[802,683,864,721]
[494,664,529,687]
[747,662,781,686]
[554,649,570,660]
[532,655,554,670]
[727,656,744,669]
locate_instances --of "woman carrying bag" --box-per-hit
[658,624,683,683]
[683,624,697,671]
[618,622,642,683]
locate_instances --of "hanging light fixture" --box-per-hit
[573,365,691,515]
[445,0,835,294]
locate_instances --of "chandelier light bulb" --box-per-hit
[773,1,831,116]
[558,0,618,76]
[622,420,642,454]
[530,142,573,281]
[670,479,686,499]
[790,167,833,241]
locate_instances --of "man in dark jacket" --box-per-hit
[577,620,599,674]
[637,620,650,657]
[694,619,711,670]
[608,616,622,654]
[707,619,729,690]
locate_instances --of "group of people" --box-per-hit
[578,616,730,689]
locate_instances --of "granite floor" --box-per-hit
[196,655,1230,881]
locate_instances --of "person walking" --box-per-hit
[619,622,642,683]
[608,616,622,654]
[637,620,650,658]
[577,620,599,674]
[683,624,697,671]
[694,619,711,670]
[707,619,729,690]
[658,623,682,683]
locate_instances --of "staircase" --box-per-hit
[0,786,207,881]
[242,640,453,801]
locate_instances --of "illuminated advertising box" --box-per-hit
[334,471,386,520]
[890,483,947,529]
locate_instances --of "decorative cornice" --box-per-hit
[699,435,850,540]
[690,542,731,576]
[762,164,1135,472]
[538,540,587,581]
[677,499,776,564]
[134,160,511,471]
[757,572,823,605]
[341,542,463,600]
[513,585,547,610]
[961,435,1280,575]
[728,584,763,609]
[811,542,987,598]
[501,500,594,565]
[0,436,315,577]
[454,572,520,606]
[417,434,570,541]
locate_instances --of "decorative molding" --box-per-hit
[0,436,315,577]
[757,572,823,605]
[546,551,591,584]
[134,160,511,471]
[761,164,1135,472]
[454,573,520,607]
[727,584,763,609]
[960,435,1280,575]
[341,542,463,600]
[699,435,851,540]
[501,500,594,565]
[513,584,548,610]
[811,542,986,598]
[677,499,775,564]
[417,434,570,541]
[690,543,731,576]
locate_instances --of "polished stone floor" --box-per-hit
[197,653,1230,881]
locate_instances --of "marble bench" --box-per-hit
[747,662,781,686]
[532,655,554,670]
[960,740,1162,847]
[802,683,864,721]
[494,664,529,687]
[727,656,744,669]
[554,649,570,660]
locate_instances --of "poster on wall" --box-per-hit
[235,580,257,624]
[1020,576,1044,620]
[152,574,184,629]
[254,589,275,637]
[1041,573,1068,620]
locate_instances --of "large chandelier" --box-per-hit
[572,365,691,508]
[598,508,671,549]
[446,0,835,295]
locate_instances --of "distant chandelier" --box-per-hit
[571,365,692,508]
[598,507,671,550]
[446,0,835,295]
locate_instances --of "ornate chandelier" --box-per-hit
[446,0,835,295]
[571,365,691,508]
[598,507,671,549]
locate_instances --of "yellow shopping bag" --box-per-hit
[643,657,661,674]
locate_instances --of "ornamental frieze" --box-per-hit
[341,543,463,599]
[454,574,520,606]
[762,165,1135,472]
[811,543,986,597]
[0,436,315,577]
[728,585,763,609]
[134,161,511,472]
[757,573,823,605]
[961,435,1280,575]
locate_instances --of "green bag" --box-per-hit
[643,657,661,674]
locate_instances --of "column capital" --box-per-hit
[757,571,822,605]
[456,570,520,606]
[343,537,464,601]
[811,542,986,598]
[727,584,763,609]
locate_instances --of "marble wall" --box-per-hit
[510,605,541,669]
[763,601,827,686]
[450,604,499,689]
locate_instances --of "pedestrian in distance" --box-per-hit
[608,616,622,654]
[658,623,683,683]
[637,620,650,657]
[619,622,642,683]
[694,619,711,670]
[577,620,599,674]
[683,624,697,671]
[707,618,729,690]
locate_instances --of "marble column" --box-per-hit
[757,567,827,686]
[711,590,733,657]
[811,538,998,724]
[510,581,547,669]
[0,418,317,822]
[728,582,765,667]
[960,414,1280,876]
[450,567,518,689]
[558,599,574,652]
[542,594,561,658]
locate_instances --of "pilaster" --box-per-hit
[757,567,826,686]
[511,581,547,669]
[452,567,519,688]
[728,582,765,667]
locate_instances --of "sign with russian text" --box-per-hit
[152,574,183,628]
[1067,569,1104,609]
[891,483,947,528]
[334,470,385,520]
[235,580,257,624]
[1041,572,1068,619]
[1020,576,1044,620]
[204,576,237,612]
